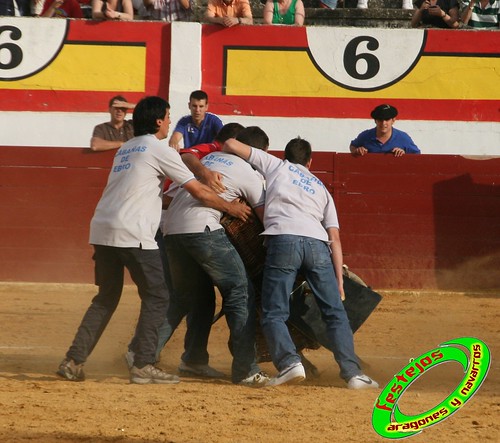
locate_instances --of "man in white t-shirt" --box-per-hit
[56,96,250,385]
[223,136,379,389]
[160,127,270,387]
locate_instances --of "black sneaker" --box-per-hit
[178,361,225,378]
[130,364,180,385]
[56,358,85,382]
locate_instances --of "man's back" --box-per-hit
[163,152,264,235]
[90,134,194,249]
[247,149,338,242]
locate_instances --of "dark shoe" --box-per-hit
[178,361,225,378]
[130,364,180,385]
[56,358,85,382]
[124,350,135,370]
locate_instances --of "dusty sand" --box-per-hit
[0,283,498,443]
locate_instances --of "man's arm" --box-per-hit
[183,179,251,221]
[204,2,225,24]
[262,0,274,24]
[168,131,183,151]
[181,153,226,193]
[90,137,123,152]
[398,133,421,155]
[294,0,305,25]
[222,138,252,160]
[461,0,474,25]
[327,227,345,301]
[112,100,135,110]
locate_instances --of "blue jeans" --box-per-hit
[164,228,260,383]
[261,235,361,381]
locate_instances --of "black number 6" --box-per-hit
[0,26,23,70]
[343,36,380,80]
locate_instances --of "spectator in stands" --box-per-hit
[39,0,84,17]
[92,0,134,20]
[77,0,92,17]
[136,0,193,21]
[411,0,459,27]
[461,0,499,28]
[204,0,253,26]
[357,0,414,9]
[263,0,305,25]
[90,96,135,152]
[349,104,421,157]
[0,0,31,15]
[169,90,223,150]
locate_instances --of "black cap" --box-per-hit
[371,104,398,120]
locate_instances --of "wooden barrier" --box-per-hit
[0,147,499,290]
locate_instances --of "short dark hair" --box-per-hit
[214,123,244,143]
[284,137,311,166]
[133,96,169,136]
[189,90,208,103]
[236,126,269,151]
[109,95,127,107]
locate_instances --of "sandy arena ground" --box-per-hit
[0,282,498,443]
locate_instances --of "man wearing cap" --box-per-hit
[90,96,135,152]
[349,104,421,157]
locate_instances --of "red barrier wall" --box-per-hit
[331,154,500,290]
[0,147,499,290]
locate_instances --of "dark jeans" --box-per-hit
[156,230,214,364]
[163,228,260,383]
[128,230,214,364]
[66,245,168,368]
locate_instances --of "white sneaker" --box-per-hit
[124,350,135,370]
[267,362,306,386]
[402,0,413,9]
[347,374,379,390]
[357,0,368,8]
[238,371,270,387]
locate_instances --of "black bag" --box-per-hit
[288,276,382,350]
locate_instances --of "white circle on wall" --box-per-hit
[306,27,426,91]
[0,17,68,81]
